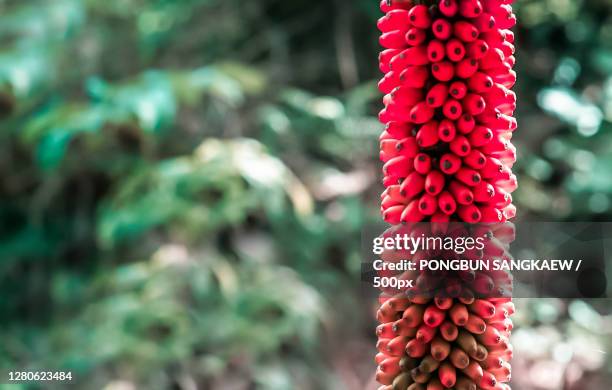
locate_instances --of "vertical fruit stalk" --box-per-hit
[376,0,517,389]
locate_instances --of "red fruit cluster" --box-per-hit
[378,0,517,225]
[375,0,517,388]
[374,223,514,389]
[375,292,514,390]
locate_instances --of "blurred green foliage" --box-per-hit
[0,0,610,389]
[512,0,612,218]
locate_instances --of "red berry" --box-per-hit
[384,155,412,177]
[385,121,412,139]
[400,199,425,222]
[450,135,471,156]
[446,39,466,62]
[424,305,446,327]
[427,40,446,62]
[393,46,429,68]
[480,157,504,179]
[396,136,420,158]
[468,72,494,93]
[440,153,462,175]
[438,119,456,142]
[474,12,496,32]
[458,204,482,223]
[456,167,482,187]
[410,102,435,124]
[463,149,487,169]
[431,61,455,81]
[414,153,432,174]
[418,193,438,215]
[449,81,468,99]
[380,139,400,157]
[438,191,457,215]
[459,0,483,18]
[491,4,516,29]
[439,0,458,17]
[380,30,408,49]
[432,18,452,40]
[481,206,503,223]
[454,21,479,43]
[481,29,506,48]
[426,83,449,107]
[408,5,432,29]
[467,40,490,59]
[457,114,476,133]
[400,171,426,198]
[439,362,457,388]
[473,181,495,202]
[399,66,429,88]
[378,71,400,94]
[416,120,439,146]
[443,99,463,120]
[463,93,486,115]
[377,10,410,32]
[425,170,445,195]
[480,48,505,69]
[379,49,402,73]
[456,58,479,78]
[391,86,423,106]
[405,28,427,46]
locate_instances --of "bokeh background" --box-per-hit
[0,0,611,389]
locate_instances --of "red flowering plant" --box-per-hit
[375,0,517,388]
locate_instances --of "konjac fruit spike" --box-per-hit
[376,1,517,388]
